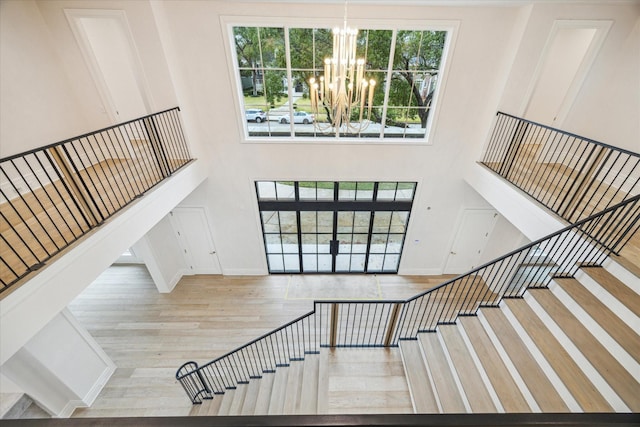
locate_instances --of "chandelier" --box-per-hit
[308,20,376,136]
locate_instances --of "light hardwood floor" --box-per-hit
[69,266,454,417]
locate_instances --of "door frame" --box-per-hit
[65,8,154,123]
[257,181,416,274]
[443,208,498,274]
[169,206,222,275]
[520,19,612,128]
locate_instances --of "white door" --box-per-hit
[444,209,499,274]
[524,20,611,127]
[170,207,222,274]
[66,9,152,123]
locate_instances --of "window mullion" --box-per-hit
[284,27,295,135]
[379,29,397,140]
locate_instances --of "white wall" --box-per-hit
[0,0,90,157]
[0,0,180,158]
[133,214,187,293]
[151,1,525,276]
[497,2,640,152]
[1,309,115,417]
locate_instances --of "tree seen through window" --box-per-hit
[233,25,447,139]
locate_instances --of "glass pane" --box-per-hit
[281,233,299,253]
[268,254,284,272]
[318,234,332,253]
[233,27,260,68]
[303,254,317,272]
[377,182,397,200]
[283,254,300,271]
[313,28,333,69]
[387,234,404,253]
[396,182,416,200]
[335,254,351,272]
[265,234,282,253]
[368,254,384,271]
[275,181,295,200]
[354,212,371,233]
[390,211,409,233]
[261,211,279,232]
[289,28,314,69]
[372,212,391,233]
[300,212,317,233]
[357,30,392,72]
[383,254,400,271]
[298,181,317,200]
[370,234,387,253]
[350,254,366,272]
[337,211,354,233]
[257,27,286,69]
[355,182,374,200]
[393,30,445,71]
[317,182,334,200]
[338,182,356,200]
[337,233,352,253]
[317,211,333,233]
[256,181,276,199]
[278,211,297,232]
[317,255,332,272]
[352,234,368,253]
[301,233,317,252]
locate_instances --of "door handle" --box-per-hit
[330,240,339,256]
[209,251,216,255]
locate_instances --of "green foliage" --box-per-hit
[234,25,446,128]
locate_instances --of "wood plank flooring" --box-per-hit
[69,265,454,418]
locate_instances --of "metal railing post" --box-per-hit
[47,146,101,226]
[143,116,171,178]
[330,303,339,348]
[383,303,403,346]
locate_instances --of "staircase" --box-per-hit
[401,260,639,414]
[188,258,638,416]
[178,114,639,418]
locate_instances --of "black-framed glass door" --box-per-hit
[257,181,416,274]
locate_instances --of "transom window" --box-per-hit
[256,181,416,274]
[231,25,449,141]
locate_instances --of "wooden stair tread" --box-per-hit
[529,289,640,411]
[554,277,640,364]
[611,254,640,279]
[324,347,412,414]
[282,361,303,414]
[299,355,320,414]
[458,316,530,412]
[581,266,640,316]
[398,340,439,413]
[317,350,329,414]
[439,324,496,412]
[240,379,261,415]
[268,368,289,414]
[505,298,613,412]
[228,383,247,415]
[253,372,275,415]
[417,332,466,412]
[216,389,235,416]
[482,307,569,412]
[205,395,224,416]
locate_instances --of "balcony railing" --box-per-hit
[481,112,639,226]
[0,107,192,292]
[177,194,639,404]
